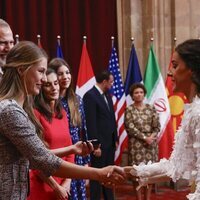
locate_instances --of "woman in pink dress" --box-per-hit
[28,68,74,200]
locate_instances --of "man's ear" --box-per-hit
[102,79,107,85]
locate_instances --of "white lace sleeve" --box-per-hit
[130,97,200,199]
[131,159,170,178]
[129,159,171,191]
[186,114,200,200]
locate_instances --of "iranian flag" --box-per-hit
[144,45,174,159]
[76,42,96,98]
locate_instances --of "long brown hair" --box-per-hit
[34,68,63,122]
[49,58,82,127]
[0,41,47,138]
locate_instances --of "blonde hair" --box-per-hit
[0,41,47,99]
[0,41,47,138]
[49,58,82,127]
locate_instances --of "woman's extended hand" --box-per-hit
[73,141,94,156]
[99,165,126,187]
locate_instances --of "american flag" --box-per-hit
[108,47,128,165]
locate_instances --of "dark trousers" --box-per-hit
[89,147,115,200]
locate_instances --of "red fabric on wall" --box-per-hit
[0,0,118,84]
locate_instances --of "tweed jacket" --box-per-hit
[0,99,62,200]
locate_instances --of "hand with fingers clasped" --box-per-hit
[93,147,102,157]
[99,165,126,188]
[54,184,69,200]
[73,141,94,157]
[145,133,157,145]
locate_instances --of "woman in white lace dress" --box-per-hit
[128,39,200,200]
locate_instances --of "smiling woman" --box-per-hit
[42,70,60,101]
[23,58,47,95]
[170,52,193,96]
[1,41,47,101]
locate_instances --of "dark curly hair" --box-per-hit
[175,39,200,93]
[129,83,147,98]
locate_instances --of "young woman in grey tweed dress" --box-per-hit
[0,41,125,199]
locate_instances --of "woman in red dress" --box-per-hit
[28,68,74,200]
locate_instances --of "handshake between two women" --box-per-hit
[124,162,171,191]
[51,140,172,188]
[51,140,126,187]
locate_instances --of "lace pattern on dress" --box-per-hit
[133,96,200,200]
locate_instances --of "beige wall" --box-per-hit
[117,0,200,81]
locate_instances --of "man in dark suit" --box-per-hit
[83,70,118,200]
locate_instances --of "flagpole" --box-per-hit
[37,34,41,41]
[173,37,177,48]
[111,35,116,200]
[150,37,154,44]
[37,34,41,45]
[131,37,135,45]
[83,35,87,44]
[57,35,61,45]
[111,36,114,48]
[131,37,135,51]
[15,34,19,44]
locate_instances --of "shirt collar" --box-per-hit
[95,84,104,95]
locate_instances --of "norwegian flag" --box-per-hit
[108,47,127,165]
[76,41,96,98]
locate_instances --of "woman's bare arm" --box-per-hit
[51,141,93,157]
[53,161,125,185]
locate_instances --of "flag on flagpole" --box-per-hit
[15,34,19,44]
[165,51,188,133]
[144,45,174,159]
[108,47,127,165]
[75,41,96,98]
[124,43,143,106]
[37,35,42,48]
[56,36,64,58]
